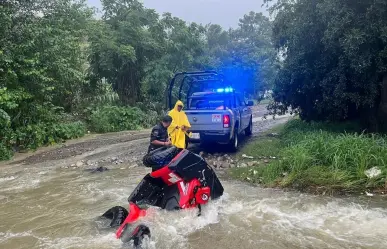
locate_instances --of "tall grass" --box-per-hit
[233,119,387,194]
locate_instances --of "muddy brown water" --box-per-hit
[1,117,387,249]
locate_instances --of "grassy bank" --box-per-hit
[230,119,387,195]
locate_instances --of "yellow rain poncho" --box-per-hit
[168,100,191,149]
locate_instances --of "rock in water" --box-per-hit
[94,166,109,173]
[76,161,84,167]
[85,166,109,173]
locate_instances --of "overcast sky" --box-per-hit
[87,0,268,29]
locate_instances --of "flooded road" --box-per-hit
[1,115,387,249]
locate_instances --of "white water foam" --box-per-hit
[0,176,17,183]
[0,231,34,243]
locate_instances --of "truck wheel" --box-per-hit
[245,117,253,136]
[228,130,239,152]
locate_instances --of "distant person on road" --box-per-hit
[147,115,173,153]
[168,100,191,149]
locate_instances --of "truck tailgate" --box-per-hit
[185,110,232,132]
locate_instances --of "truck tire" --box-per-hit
[245,117,253,136]
[228,129,239,152]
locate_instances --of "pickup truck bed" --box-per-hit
[185,91,253,151]
[186,109,234,144]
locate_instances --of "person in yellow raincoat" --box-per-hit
[168,100,191,149]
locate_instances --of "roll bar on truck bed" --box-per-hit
[166,71,234,110]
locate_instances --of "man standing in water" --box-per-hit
[168,100,191,149]
[147,115,173,153]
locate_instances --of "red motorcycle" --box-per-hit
[102,147,224,247]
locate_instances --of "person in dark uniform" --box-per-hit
[147,115,173,153]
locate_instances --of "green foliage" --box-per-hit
[0,0,278,160]
[12,121,86,150]
[267,0,387,131]
[88,1,277,105]
[232,120,387,194]
[88,105,150,133]
[238,136,281,159]
[0,143,13,161]
[0,121,86,159]
[226,12,279,96]
[1,0,92,113]
[88,1,164,105]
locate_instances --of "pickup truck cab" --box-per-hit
[185,89,253,151]
[167,71,254,151]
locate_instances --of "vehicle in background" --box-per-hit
[167,71,254,151]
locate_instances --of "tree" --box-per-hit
[220,12,278,98]
[267,0,387,130]
[142,13,207,104]
[88,0,163,105]
[0,0,92,126]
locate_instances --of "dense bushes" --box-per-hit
[0,121,86,160]
[88,105,155,133]
[13,122,86,149]
[232,120,387,194]
[0,143,13,161]
[0,103,163,160]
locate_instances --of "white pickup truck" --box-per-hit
[185,90,253,151]
[167,71,253,151]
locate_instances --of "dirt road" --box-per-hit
[2,104,288,171]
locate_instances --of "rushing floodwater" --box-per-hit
[1,163,387,249]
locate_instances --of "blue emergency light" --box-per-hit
[216,87,233,93]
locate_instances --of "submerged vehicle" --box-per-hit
[102,146,224,247]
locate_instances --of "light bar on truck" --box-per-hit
[216,87,233,93]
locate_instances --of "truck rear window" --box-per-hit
[189,96,234,110]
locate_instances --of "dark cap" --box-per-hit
[162,115,173,123]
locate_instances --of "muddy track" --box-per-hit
[5,105,290,169]
[10,131,151,165]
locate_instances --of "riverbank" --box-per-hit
[0,104,271,162]
[0,105,158,161]
[230,119,387,195]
